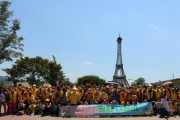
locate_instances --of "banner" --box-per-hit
[59,102,154,117]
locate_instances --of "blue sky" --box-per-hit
[1,0,180,83]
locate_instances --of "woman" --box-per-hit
[0,87,6,115]
[42,98,52,116]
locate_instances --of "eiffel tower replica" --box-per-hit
[113,35,130,87]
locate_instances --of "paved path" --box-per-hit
[0,115,179,120]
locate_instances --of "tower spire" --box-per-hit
[113,35,129,87]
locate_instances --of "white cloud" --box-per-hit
[83,61,94,65]
[148,24,159,31]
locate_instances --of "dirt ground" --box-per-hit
[0,115,179,120]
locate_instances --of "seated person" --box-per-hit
[28,102,36,116]
[50,102,60,116]
[17,100,26,115]
[155,97,170,118]
[34,100,42,115]
[42,98,51,116]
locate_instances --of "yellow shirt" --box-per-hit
[98,90,102,99]
[119,92,127,102]
[29,104,36,112]
[10,91,17,103]
[154,89,161,100]
[51,90,56,102]
[78,90,84,100]
[22,95,27,101]
[171,91,178,101]
[168,102,175,111]
[18,103,25,109]
[136,89,144,100]
[17,89,23,100]
[146,89,153,100]
[32,88,38,98]
[70,91,79,104]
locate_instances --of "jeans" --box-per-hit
[0,102,6,114]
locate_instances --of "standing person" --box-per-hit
[9,89,17,114]
[0,87,6,115]
[27,91,35,104]
[69,87,79,105]
[146,84,154,102]
[136,85,144,102]
[84,88,93,104]
[153,86,162,101]
[32,84,38,99]
[22,91,29,112]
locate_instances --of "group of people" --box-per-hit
[0,82,180,117]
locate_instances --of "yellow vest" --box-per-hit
[29,104,36,112]
[70,91,79,104]
[10,91,17,103]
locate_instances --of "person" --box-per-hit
[34,100,41,115]
[50,102,59,116]
[17,100,25,115]
[156,97,170,118]
[28,102,36,116]
[9,89,17,114]
[146,84,154,102]
[0,88,6,115]
[69,87,79,105]
[42,98,51,116]
[27,91,35,104]
[32,84,38,99]
[84,88,93,104]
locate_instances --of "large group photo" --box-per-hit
[1,0,180,120]
[0,80,180,118]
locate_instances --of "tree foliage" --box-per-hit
[0,1,23,64]
[131,77,146,86]
[3,56,64,86]
[77,75,106,85]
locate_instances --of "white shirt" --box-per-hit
[160,99,170,111]
[0,93,5,102]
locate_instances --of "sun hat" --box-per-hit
[45,98,50,102]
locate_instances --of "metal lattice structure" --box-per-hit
[113,35,129,87]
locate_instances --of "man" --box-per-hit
[27,91,35,104]
[32,84,38,99]
[156,97,170,118]
[153,86,162,101]
[146,84,154,102]
[69,87,79,105]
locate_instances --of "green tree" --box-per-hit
[0,1,23,64]
[77,75,106,85]
[45,56,65,86]
[3,56,64,86]
[131,77,146,86]
[173,78,180,88]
